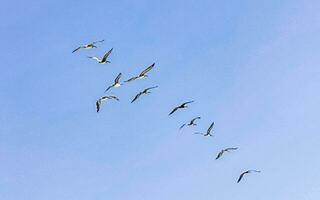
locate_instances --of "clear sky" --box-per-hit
[1,0,320,199]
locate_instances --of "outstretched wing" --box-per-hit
[114,73,122,83]
[88,56,100,62]
[144,86,158,93]
[207,122,214,134]
[179,123,186,130]
[237,172,246,183]
[215,150,224,160]
[226,147,238,151]
[140,63,155,76]
[72,46,83,53]
[109,96,119,101]
[104,85,113,93]
[190,116,201,124]
[101,48,113,62]
[182,100,195,106]
[131,92,143,103]
[92,39,104,44]
[96,100,101,112]
[125,76,138,82]
[169,107,179,116]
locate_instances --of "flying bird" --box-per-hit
[169,101,194,116]
[179,117,201,130]
[88,48,113,64]
[96,95,119,112]
[215,147,238,160]
[104,73,122,92]
[237,170,261,183]
[131,86,158,103]
[194,122,214,137]
[125,63,155,82]
[72,40,104,53]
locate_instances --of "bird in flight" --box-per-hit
[131,86,158,103]
[169,101,194,116]
[125,63,155,82]
[72,40,104,53]
[88,48,113,64]
[215,147,238,160]
[194,122,214,137]
[96,95,119,113]
[104,73,122,92]
[179,117,201,130]
[237,170,261,183]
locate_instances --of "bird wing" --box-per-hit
[101,48,113,62]
[169,107,179,116]
[226,147,238,151]
[114,73,122,83]
[237,172,246,183]
[207,122,214,134]
[215,150,224,160]
[88,56,100,61]
[131,92,143,103]
[144,86,158,92]
[72,46,83,53]
[92,39,104,44]
[179,124,186,130]
[182,100,195,106]
[104,85,114,93]
[249,170,261,173]
[109,96,119,101]
[96,100,101,112]
[140,63,155,76]
[190,117,201,124]
[125,76,138,82]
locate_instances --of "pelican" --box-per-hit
[194,122,214,137]
[169,101,194,116]
[215,147,238,160]
[179,117,201,130]
[72,40,104,53]
[104,73,122,92]
[131,86,158,103]
[88,48,113,64]
[96,95,119,112]
[237,170,261,183]
[125,63,155,82]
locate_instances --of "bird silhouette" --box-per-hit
[169,101,194,116]
[88,48,113,64]
[96,95,119,112]
[215,147,238,160]
[237,170,261,183]
[72,40,104,53]
[104,73,122,92]
[125,63,155,82]
[131,86,158,103]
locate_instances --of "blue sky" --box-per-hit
[1,0,320,199]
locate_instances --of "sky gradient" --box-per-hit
[1,0,320,199]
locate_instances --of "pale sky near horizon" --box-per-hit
[1,0,320,199]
